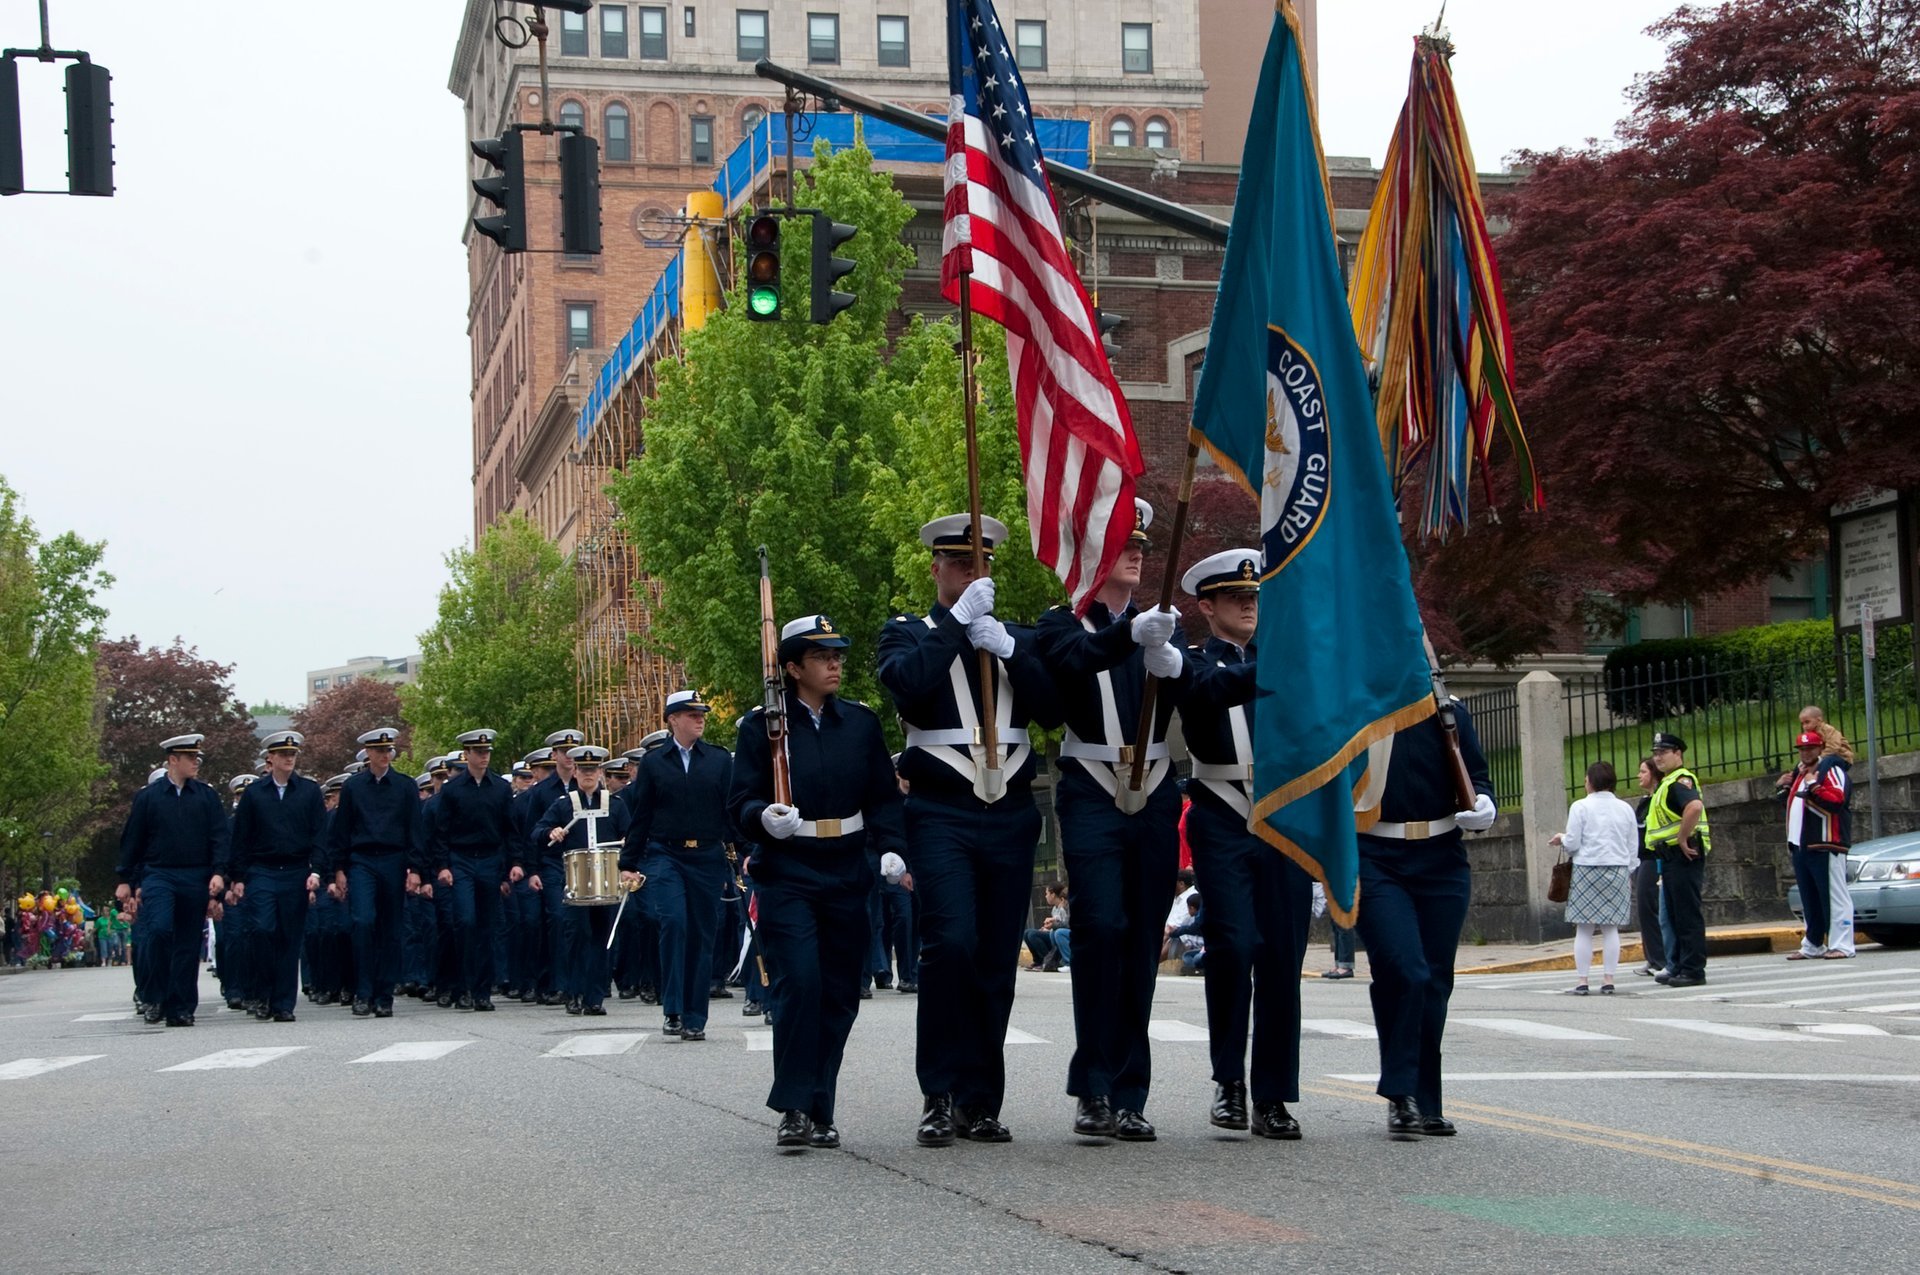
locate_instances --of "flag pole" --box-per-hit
[1123,440,1199,805]
[957,272,1006,802]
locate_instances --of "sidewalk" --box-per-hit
[1452,923,1804,975]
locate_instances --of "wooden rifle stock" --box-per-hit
[757,546,792,806]
[1125,443,1199,797]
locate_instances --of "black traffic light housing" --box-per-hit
[1094,307,1125,360]
[809,214,857,324]
[3,49,114,197]
[744,214,783,321]
[471,130,527,252]
[559,131,600,255]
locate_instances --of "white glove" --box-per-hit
[967,616,1016,659]
[1130,605,1178,647]
[760,802,802,840]
[1454,792,1497,832]
[949,576,996,626]
[1142,640,1184,679]
[879,852,907,883]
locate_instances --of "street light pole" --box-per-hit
[41,829,52,891]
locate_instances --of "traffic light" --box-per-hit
[1094,307,1125,360]
[809,214,857,324]
[470,130,526,253]
[64,61,113,196]
[744,214,782,320]
[559,131,601,255]
[1,61,22,196]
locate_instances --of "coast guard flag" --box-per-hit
[1189,0,1435,927]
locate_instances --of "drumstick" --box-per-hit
[605,874,644,949]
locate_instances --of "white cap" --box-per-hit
[1179,548,1263,597]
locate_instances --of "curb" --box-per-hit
[1455,924,1804,975]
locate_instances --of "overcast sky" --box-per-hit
[0,0,1676,711]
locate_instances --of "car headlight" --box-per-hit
[1860,862,1892,881]
[1891,862,1920,882]
[1860,861,1920,882]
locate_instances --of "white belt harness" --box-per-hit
[1187,653,1255,819]
[1059,617,1172,805]
[901,616,1029,802]
[795,811,865,839]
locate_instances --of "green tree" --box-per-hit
[401,513,580,764]
[0,477,109,889]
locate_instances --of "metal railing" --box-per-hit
[1461,685,1520,809]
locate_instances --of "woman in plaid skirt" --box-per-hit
[1550,762,1640,995]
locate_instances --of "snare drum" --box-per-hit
[563,844,624,906]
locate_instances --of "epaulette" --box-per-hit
[892,613,916,622]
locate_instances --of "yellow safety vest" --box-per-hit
[1646,766,1711,855]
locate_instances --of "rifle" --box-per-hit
[757,546,792,806]
[1427,657,1479,812]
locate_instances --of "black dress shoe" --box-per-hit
[897,981,918,994]
[1073,1096,1117,1138]
[710,986,734,999]
[437,992,455,1009]
[418,985,436,1001]
[1653,972,1674,985]
[639,987,659,1005]
[457,993,475,1011]
[1386,1096,1422,1141]
[143,1007,165,1025]
[352,999,373,1017]
[1251,1102,1302,1140]
[1419,1113,1456,1136]
[917,1094,958,1147]
[874,974,893,990]
[957,1107,1012,1143]
[859,987,874,1000]
[584,1004,607,1017]
[252,1005,273,1021]
[617,987,638,1000]
[273,1011,296,1023]
[662,1014,684,1036]
[473,998,495,1012]
[1211,1080,1250,1131]
[776,1110,813,1148]
[680,1026,703,1039]
[1665,975,1706,988]
[1113,1109,1157,1142]
[225,998,244,1011]
[808,1124,841,1149]
[399,981,419,996]
[743,1002,764,1016]
[374,1002,394,1018]
[166,1015,194,1027]
[565,999,584,1016]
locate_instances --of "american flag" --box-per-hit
[942,0,1143,613]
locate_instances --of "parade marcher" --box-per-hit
[115,734,230,1027]
[1353,697,1496,1139]
[619,690,732,1041]
[1647,732,1710,988]
[431,729,522,1010]
[1174,549,1314,1140]
[407,772,447,1003]
[327,726,426,1016]
[514,746,566,1003]
[1782,729,1854,960]
[533,744,625,1015]
[730,614,907,1150]
[216,774,258,1010]
[878,513,1062,1147]
[1033,500,1189,1142]
[227,731,326,1022]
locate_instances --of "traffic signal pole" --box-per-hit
[3,1,113,198]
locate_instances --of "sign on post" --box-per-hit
[1830,489,1910,630]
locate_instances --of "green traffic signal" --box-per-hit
[744,214,782,321]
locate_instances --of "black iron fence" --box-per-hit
[1461,685,1520,809]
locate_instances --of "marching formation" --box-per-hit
[113,510,1495,1152]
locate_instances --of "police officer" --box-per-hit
[1647,731,1709,987]
[620,690,732,1041]
[115,734,230,1027]
[1354,693,1496,1139]
[1174,549,1315,1139]
[1033,499,1188,1141]
[432,729,521,1011]
[228,730,326,1023]
[534,744,626,1015]
[327,726,426,1017]
[730,614,907,1150]
[879,513,1063,1146]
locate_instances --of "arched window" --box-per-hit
[1144,116,1170,150]
[559,100,586,133]
[741,104,766,135]
[1109,116,1134,148]
[604,103,631,161]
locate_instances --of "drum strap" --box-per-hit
[564,790,611,846]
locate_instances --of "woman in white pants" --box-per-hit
[1551,762,1641,994]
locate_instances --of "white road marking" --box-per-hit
[162,1047,306,1071]
[0,1056,104,1081]
[72,1012,137,1022]
[1852,1003,1920,1014]
[1327,1071,1920,1083]
[1769,989,1920,1008]
[1452,1017,1624,1041]
[546,1034,647,1057]
[349,1041,471,1064]
[1799,1023,1888,1036]
[1301,1018,1378,1040]
[1147,1019,1210,1042]
[1631,1019,1834,1043]
[743,1029,773,1052]
[1003,1028,1050,1045]
[1663,972,1920,1001]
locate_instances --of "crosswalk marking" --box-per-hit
[1800,1023,1888,1036]
[743,1029,772,1052]
[1301,1018,1378,1040]
[1852,1002,1920,1015]
[1452,1017,1624,1042]
[73,1011,137,1022]
[1631,1019,1834,1044]
[0,1056,103,1081]
[546,1034,647,1058]
[1328,1070,1920,1084]
[162,1046,307,1072]
[1666,972,1920,1002]
[1147,1019,1210,1042]
[1768,988,1920,1009]
[1003,1028,1050,1045]
[349,1041,471,1064]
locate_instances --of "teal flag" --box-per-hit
[1189,0,1434,927]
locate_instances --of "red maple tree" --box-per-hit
[291,678,408,780]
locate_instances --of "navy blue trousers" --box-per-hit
[1187,800,1314,1103]
[348,853,405,1006]
[217,890,250,1002]
[537,859,580,996]
[142,867,212,1019]
[402,890,435,988]
[506,875,542,994]
[755,851,871,1124]
[450,852,504,999]
[880,879,918,983]
[908,795,1040,1113]
[131,889,160,1008]
[1057,778,1182,1113]
[1660,849,1708,979]
[643,844,728,1030]
[245,866,309,1016]
[1353,834,1471,1113]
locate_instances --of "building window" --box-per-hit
[807,13,839,64]
[1015,20,1046,71]
[639,6,667,59]
[312,679,328,693]
[601,6,629,58]
[559,100,585,133]
[683,6,696,37]
[1109,116,1134,148]
[877,15,909,67]
[736,9,767,61]
[605,103,631,161]
[742,104,765,134]
[567,304,594,351]
[1144,116,1170,149]
[561,10,588,56]
[1122,23,1153,73]
[691,115,714,164]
